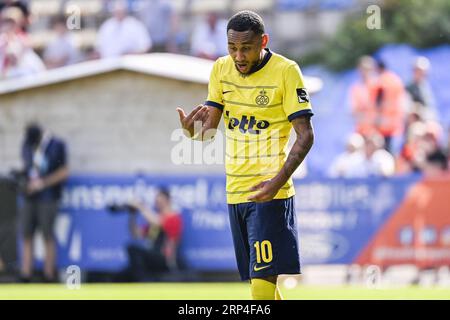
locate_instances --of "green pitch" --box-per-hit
[0,283,449,300]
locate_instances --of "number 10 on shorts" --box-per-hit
[254,240,273,263]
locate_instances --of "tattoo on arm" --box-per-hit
[281,116,314,181]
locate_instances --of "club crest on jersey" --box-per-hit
[226,111,270,134]
[255,89,269,106]
[296,88,309,103]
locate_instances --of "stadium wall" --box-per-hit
[0,67,225,175]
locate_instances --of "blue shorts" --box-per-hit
[228,196,301,281]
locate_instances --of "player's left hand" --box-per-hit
[247,180,280,202]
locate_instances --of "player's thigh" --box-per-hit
[228,203,251,255]
[247,197,300,277]
[228,203,252,280]
[246,201,282,267]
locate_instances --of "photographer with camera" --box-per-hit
[116,187,183,282]
[19,123,69,282]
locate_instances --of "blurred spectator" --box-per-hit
[43,16,79,69]
[351,134,395,178]
[423,149,448,177]
[360,134,396,177]
[0,0,30,32]
[396,113,426,174]
[0,12,45,78]
[20,123,69,282]
[447,126,450,170]
[330,133,395,178]
[119,188,183,282]
[374,60,406,152]
[96,0,152,59]
[415,126,444,169]
[397,120,444,175]
[350,56,378,137]
[328,133,365,178]
[138,0,179,53]
[191,12,228,60]
[406,56,438,121]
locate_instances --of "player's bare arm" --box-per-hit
[176,105,222,140]
[248,115,314,202]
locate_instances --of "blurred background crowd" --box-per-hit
[0,0,238,75]
[329,54,448,179]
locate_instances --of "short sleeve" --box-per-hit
[205,60,224,111]
[283,63,314,121]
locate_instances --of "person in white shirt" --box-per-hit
[43,16,79,69]
[96,0,152,59]
[138,0,179,53]
[190,12,228,60]
[328,133,366,178]
[329,133,395,178]
[360,134,396,177]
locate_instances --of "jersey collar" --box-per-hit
[246,48,272,76]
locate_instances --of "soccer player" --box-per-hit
[176,11,314,300]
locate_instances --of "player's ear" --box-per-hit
[261,34,269,48]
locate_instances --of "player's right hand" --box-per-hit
[176,105,209,138]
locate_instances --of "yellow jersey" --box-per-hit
[205,49,313,204]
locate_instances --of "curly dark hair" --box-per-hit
[227,10,265,35]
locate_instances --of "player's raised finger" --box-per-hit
[176,107,186,122]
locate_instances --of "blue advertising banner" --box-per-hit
[56,175,232,271]
[37,174,420,272]
[294,176,419,264]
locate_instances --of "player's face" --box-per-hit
[227,30,268,75]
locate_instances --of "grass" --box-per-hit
[0,283,449,300]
